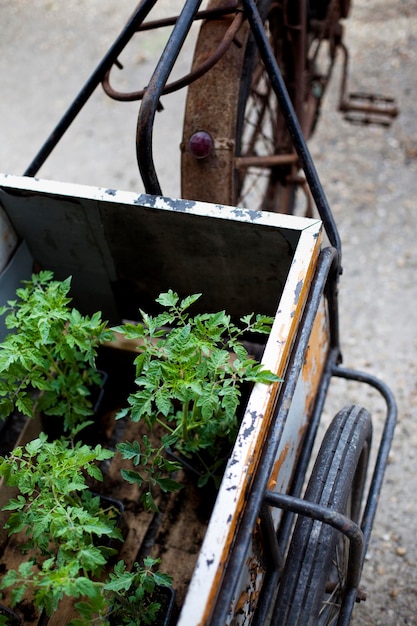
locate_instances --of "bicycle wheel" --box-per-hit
[181,0,300,213]
[272,405,372,626]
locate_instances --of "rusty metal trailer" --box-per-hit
[0,1,397,624]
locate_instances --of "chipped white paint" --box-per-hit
[0,172,320,232]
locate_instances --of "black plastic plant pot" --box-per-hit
[95,345,137,414]
[108,585,176,626]
[150,586,176,626]
[94,492,126,550]
[0,604,22,625]
[166,441,231,487]
[0,411,28,457]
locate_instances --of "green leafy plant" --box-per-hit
[71,557,172,626]
[0,435,173,624]
[0,433,121,616]
[114,290,281,510]
[0,556,172,626]
[0,271,113,434]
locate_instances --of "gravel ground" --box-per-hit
[1,1,416,625]
[310,3,417,623]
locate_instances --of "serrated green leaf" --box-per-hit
[155,290,179,308]
[152,570,173,587]
[86,464,103,482]
[115,406,130,420]
[104,567,134,593]
[155,476,182,493]
[155,389,172,417]
[10,584,27,607]
[1,495,26,511]
[120,468,143,486]
[25,437,44,457]
[179,293,201,310]
[117,441,142,465]
[141,491,158,512]
[76,548,107,571]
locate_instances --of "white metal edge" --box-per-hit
[0,174,320,233]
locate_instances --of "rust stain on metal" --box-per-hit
[301,299,330,417]
[298,421,308,441]
[301,303,328,384]
[235,588,250,615]
[267,443,290,491]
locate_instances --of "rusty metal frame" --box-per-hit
[133,0,342,259]
[338,41,399,125]
[102,3,242,102]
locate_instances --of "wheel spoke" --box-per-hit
[234,7,298,213]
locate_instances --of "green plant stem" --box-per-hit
[42,344,67,379]
[154,416,175,433]
[182,401,189,442]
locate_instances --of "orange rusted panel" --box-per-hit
[269,296,330,530]
[268,443,290,491]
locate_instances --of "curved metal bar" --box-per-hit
[332,365,398,550]
[263,490,364,590]
[242,0,342,269]
[134,1,239,32]
[103,10,244,102]
[24,0,159,177]
[324,366,397,625]
[136,0,203,195]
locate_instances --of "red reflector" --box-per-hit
[188,131,214,159]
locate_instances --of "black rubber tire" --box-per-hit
[272,405,372,626]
